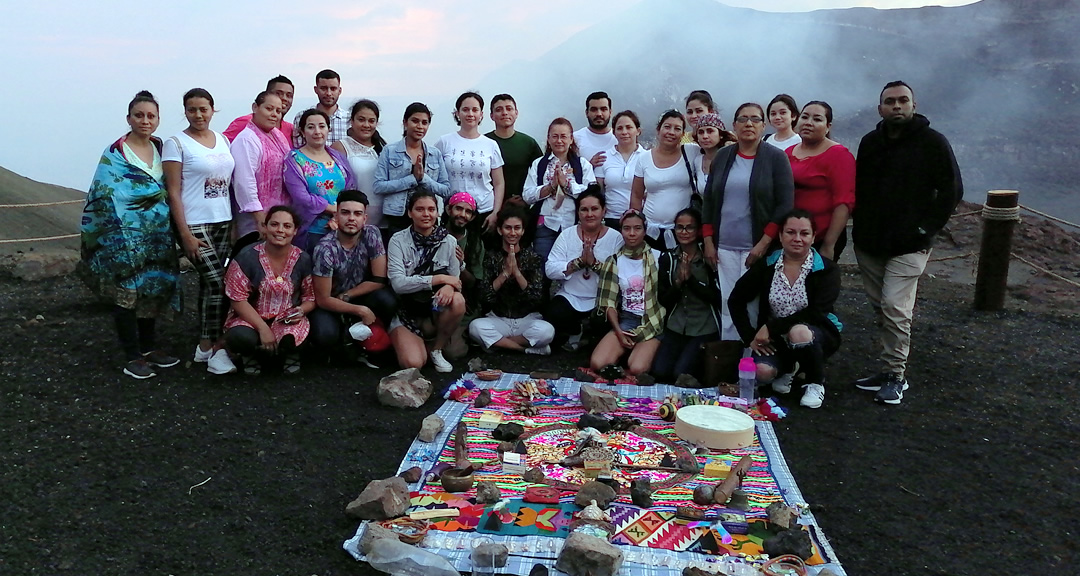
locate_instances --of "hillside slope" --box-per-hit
[0,165,84,255]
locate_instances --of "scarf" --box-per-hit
[249,121,291,208]
[410,226,450,276]
[398,225,451,336]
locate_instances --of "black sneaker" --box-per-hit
[123,359,157,380]
[874,374,909,405]
[853,372,891,391]
[143,350,180,368]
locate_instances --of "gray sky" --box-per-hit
[0,0,976,191]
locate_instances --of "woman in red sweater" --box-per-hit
[786,101,855,261]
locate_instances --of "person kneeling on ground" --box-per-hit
[589,210,665,378]
[310,189,396,365]
[441,191,484,359]
[468,206,554,355]
[222,206,317,375]
[727,209,843,409]
[387,190,465,373]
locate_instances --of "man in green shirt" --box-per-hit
[485,94,543,206]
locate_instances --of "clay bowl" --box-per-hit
[440,467,475,493]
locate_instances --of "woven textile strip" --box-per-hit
[343,373,848,576]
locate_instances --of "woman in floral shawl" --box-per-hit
[78,91,182,380]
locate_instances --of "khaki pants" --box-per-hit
[854,246,931,378]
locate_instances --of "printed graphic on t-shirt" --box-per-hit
[623,274,645,314]
[204,177,229,199]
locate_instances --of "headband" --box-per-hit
[447,192,477,211]
[696,113,727,132]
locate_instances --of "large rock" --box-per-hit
[377,368,433,408]
[556,532,624,576]
[359,523,398,555]
[418,414,444,442]
[345,477,410,520]
[762,527,813,560]
[472,541,509,569]
[574,481,617,509]
[766,502,799,531]
[7,251,78,281]
[579,384,620,413]
[475,480,501,504]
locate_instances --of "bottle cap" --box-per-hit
[738,357,756,372]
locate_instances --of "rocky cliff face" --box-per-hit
[477,0,1080,218]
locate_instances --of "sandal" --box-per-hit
[283,353,301,375]
[241,355,261,376]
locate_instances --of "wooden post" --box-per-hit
[974,190,1020,310]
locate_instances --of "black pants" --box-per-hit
[545,295,604,347]
[113,306,156,361]
[225,326,297,357]
[309,287,398,349]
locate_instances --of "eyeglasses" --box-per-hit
[675,225,697,232]
[734,116,765,125]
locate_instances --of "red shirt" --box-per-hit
[223,114,294,144]
[786,144,855,236]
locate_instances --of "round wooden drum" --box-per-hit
[674,405,755,450]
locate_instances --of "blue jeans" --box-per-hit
[534,225,559,263]
[652,330,718,381]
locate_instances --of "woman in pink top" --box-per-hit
[230,91,291,250]
[786,101,855,261]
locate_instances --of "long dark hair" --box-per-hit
[349,99,387,154]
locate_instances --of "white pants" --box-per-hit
[468,312,555,350]
[717,248,758,341]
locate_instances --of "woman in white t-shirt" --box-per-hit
[522,117,596,261]
[630,110,701,251]
[332,99,387,234]
[596,110,646,228]
[589,210,664,378]
[435,92,506,233]
[764,94,801,151]
[544,188,623,350]
[163,88,237,373]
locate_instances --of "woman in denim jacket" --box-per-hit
[373,102,451,238]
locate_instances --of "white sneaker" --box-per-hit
[525,344,551,356]
[800,383,825,409]
[429,349,453,373]
[193,344,213,363]
[348,323,372,341]
[207,348,237,375]
[771,373,794,394]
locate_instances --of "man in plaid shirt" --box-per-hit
[292,69,349,147]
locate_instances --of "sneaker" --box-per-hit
[283,353,301,375]
[357,353,380,369]
[853,372,892,391]
[207,348,237,375]
[429,349,453,373]
[348,323,372,341]
[123,359,157,380]
[525,344,551,356]
[799,383,825,408]
[143,350,180,368]
[562,333,582,352]
[771,372,794,394]
[875,374,908,405]
[193,344,213,363]
[241,356,261,376]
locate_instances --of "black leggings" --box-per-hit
[545,295,605,346]
[113,306,156,361]
[225,326,297,357]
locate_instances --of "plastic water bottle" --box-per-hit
[738,356,756,404]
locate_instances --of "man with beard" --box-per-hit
[852,80,962,405]
[440,192,484,359]
[223,75,295,142]
[573,91,617,169]
[292,69,349,146]
[309,189,396,363]
[485,94,543,205]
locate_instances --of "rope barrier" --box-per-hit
[0,233,79,244]
[1012,254,1080,290]
[981,203,1021,222]
[1019,204,1080,229]
[0,199,83,208]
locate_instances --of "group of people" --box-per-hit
[79,70,962,408]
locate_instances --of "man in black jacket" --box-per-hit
[851,81,963,405]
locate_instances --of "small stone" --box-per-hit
[398,466,422,483]
[475,481,502,504]
[580,384,620,413]
[574,480,617,509]
[523,467,546,483]
[417,414,444,442]
[676,454,700,474]
[762,527,813,560]
[635,373,656,387]
[609,415,641,431]
[556,532,624,576]
[359,523,398,555]
[630,477,653,508]
[496,441,516,453]
[576,413,612,433]
[693,484,715,505]
[529,564,550,576]
[345,477,410,520]
[376,368,434,409]
[472,541,509,568]
[492,422,525,441]
[468,357,487,372]
[574,368,596,383]
[766,502,799,531]
[728,488,750,511]
[474,389,492,408]
[675,373,703,388]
